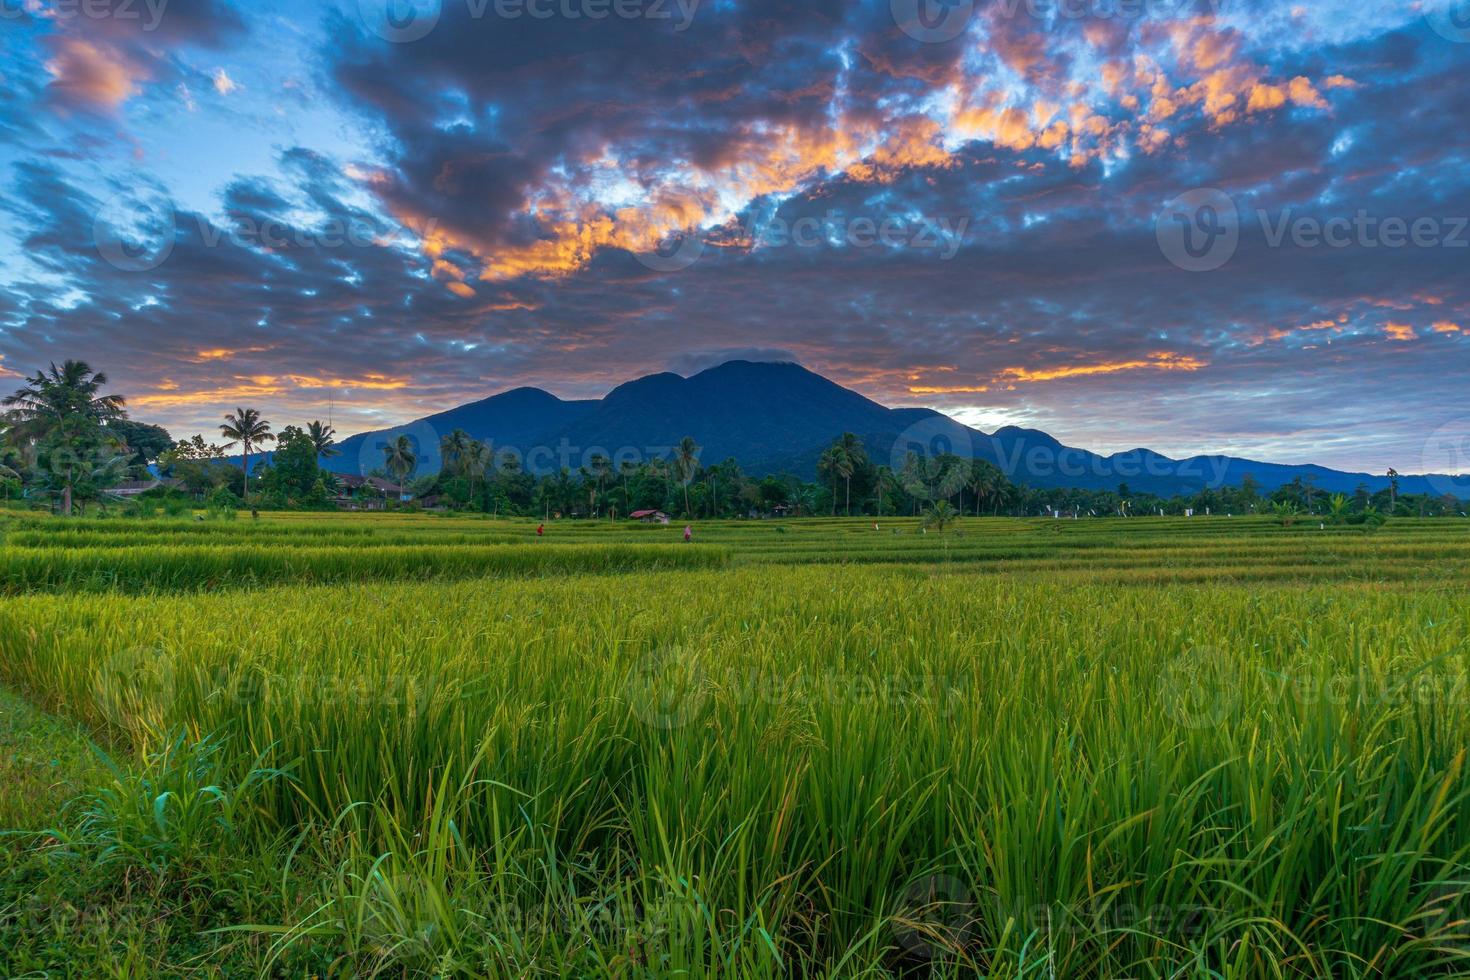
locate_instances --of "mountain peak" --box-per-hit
[688,358,804,378]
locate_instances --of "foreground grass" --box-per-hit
[0,690,344,977]
[1,516,1468,976]
[0,687,104,829]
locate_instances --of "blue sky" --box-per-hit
[2,0,1468,474]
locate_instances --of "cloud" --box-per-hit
[43,37,142,109]
[0,1,1466,475]
[35,0,245,111]
[666,348,800,375]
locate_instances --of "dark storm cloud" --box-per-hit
[1,0,1467,472]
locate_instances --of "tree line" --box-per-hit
[3,360,1463,519]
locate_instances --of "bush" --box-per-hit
[205,486,239,520]
[44,733,289,875]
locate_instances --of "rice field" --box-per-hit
[1,512,1469,977]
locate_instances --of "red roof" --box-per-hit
[629,509,665,519]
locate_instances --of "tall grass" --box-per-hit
[2,534,1469,976]
[0,542,728,593]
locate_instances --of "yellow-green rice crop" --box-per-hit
[1,514,1468,977]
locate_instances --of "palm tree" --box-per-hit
[873,465,896,516]
[463,439,492,508]
[921,500,959,533]
[307,420,339,459]
[791,484,817,518]
[1386,468,1400,512]
[440,429,472,478]
[589,453,611,517]
[218,408,274,501]
[835,433,867,516]
[578,465,596,516]
[967,461,996,517]
[0,461,20,501]
[2,360,126,435]
[620,459,637,516]
[3,360,127,516]
[675,436,700,518]
[382,434,417,503]
[1271,500,1299,527]
[818,446,845,516]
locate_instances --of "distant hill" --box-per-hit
[289,360,1458,497]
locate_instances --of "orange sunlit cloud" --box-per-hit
[131,382,286,408]
[908,385,992,395]
[385,14,1350,282]
[129,373,411,407]
[1384,321,1417,342]
[998,352,1206,383]
[194,346,272,362]
[283,373,410,390]
[44,37,142,109]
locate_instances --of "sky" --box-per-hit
[1,0,1469,475]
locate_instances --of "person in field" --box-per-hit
[536,523,544,537]
[684,524,692,543]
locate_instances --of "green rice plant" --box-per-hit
[41,732,291,875]
[2,515,1469,976]
[0,542,730,593]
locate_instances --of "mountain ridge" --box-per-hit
[314,360,1459,497]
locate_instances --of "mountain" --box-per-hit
[312,360,1458,498]
[330,386,596,478]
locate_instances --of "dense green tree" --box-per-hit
[107,419,174,470]
[261,426,322,503]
